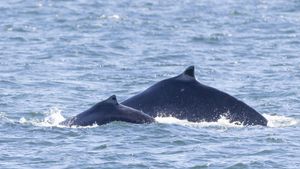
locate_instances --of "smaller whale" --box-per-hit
[60,95,155,126]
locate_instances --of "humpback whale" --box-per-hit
[122,66,267,126]
[60,95,155,126]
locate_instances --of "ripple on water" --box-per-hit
[1,0,300,168]
[191,33,231,44]
[225,163,249,169]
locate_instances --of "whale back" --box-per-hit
[61,95,154,126]
[122,66,267,126]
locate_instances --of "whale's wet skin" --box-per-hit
[122,66,267,126]
[1,0,300,168]
[60,95,154,126]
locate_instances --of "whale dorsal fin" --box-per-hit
[105,95,118,105]
[175,66,195,81]
[183,65,195,78]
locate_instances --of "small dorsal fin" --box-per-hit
[174,65,196,81]
[183,65,195,78]
[105,95,118,105]
[174,66,196,81]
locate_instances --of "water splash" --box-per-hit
[15,108,299,129]
[19,107,99,128]
[0,111,14,124]
[43,107,65,125]
[263,113,299,127]
[155,114,299,128]
[155,116,244,128]
[19,107,65,127]
[0,112,6,119]
[100,14,121,20]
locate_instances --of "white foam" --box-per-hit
[100,14,121,20]
[0,112,14,123]
[19,107,66,127]
[155,114,299,128]
[155,116,243,128]
[263,113,299,128]
[19,107,99,128]
[0,112,6,118]
[110,14,120,20]
[16,108,299,129]
[44,107,65,125]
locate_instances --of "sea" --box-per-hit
[0,0,300,168]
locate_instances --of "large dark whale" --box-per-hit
[60,95,154,126]
[122,66,267,126]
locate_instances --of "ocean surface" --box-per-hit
[1,0,300,168]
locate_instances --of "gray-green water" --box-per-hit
[0,0,300,168]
